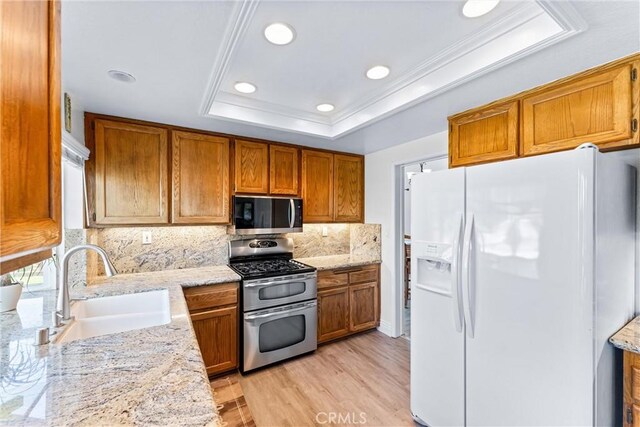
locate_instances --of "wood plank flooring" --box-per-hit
[214,331,414,427]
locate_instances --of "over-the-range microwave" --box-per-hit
[232,196,303,235]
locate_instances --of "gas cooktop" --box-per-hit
[229,258,314,279]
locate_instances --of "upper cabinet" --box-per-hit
[91,119,169,225]
[302,150,334,223]
[0,0,61,271]
[334,154,364,222]
[172,131,230,224]
[449,101,519,168]
[85,114,363,227]
[302,150,365,223]
[521,64,636,156]
[270,145,299,196]
[449,53,640,168]
[234,140,268,194]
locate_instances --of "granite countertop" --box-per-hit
[610,316,640,354]
[295,254,381,271]
[0,265,240,426]
[90,265,241,288]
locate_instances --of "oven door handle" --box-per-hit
[244,274,315,288]
[245,302,316,321]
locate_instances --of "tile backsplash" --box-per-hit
[79,223,380,282]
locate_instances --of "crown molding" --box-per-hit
[202,1,586,139]
[199,0,260,116]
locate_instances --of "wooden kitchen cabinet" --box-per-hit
[171,131,230,224]
[624,351,640,426]
[269,145,299,195]
[449,53,640,168]
[334,154,364,222]
[318,287,350,343]
[349,282,378,332]
[521,63,637,156]
[302,150,334,222]
[449,100,519,168]
[91,119,169,225]
[0,0,61,272]
[184,282,239,376]
[317,263,380,344]
[234,139,269,194]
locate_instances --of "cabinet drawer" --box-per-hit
[349,264,379,284]
[318,270,349,290]
[183,282,238,311]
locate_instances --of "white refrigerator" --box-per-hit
[410,146,636,426]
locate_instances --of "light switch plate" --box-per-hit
[142,231,152,245]
[322,226,328,237]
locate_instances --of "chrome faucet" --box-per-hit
[57,244,117,321]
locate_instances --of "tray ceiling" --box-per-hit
[203,0,585,138]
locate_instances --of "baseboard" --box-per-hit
[377,319,394,337]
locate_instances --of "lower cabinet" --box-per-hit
[184,282,239,376]
[317,263,380,344]
[318,287,350,343]
[624,351,640,426]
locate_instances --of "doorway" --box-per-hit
[400,157,448,339]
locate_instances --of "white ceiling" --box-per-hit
[62,1,640,154]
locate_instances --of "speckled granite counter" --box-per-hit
[295,254,381,271]
[610,316,640,354]
[90,265,241,288]
[0,265,240,426]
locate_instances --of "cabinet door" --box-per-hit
[234,140,268,194]
[172,131,230,224]
[0,0,61,268]
[349,282,378,332]
[522,64,636,156]
[269,145,299,195]
[93,119,168,225]
[318,287,349,343]
[334,154,364,222]
[301,150,334,223]
[449,100,519,168]
[191,306,238,376]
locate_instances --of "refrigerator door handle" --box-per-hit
[451,213,464,333]
[461,212,475,338]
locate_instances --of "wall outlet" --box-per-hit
[322,226,328,237]
[142,231,152,245]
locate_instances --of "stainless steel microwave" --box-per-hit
[232,196,303,235]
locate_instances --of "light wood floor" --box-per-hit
[222,331,414,427]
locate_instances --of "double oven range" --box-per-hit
[228,238,317,372]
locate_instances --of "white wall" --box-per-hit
[365,131,448,336]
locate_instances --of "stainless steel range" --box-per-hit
[228,238,317,372]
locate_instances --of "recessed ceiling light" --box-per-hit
[107,70,136,83]
[462,0,500,18]
[234,82,257,94]
[316,103,334,112]
[366,65,390,80]
[264,23,296,45]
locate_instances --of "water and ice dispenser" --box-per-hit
[412,241,453,296]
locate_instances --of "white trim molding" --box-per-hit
[201,0,586,139]
[62,131,90,167]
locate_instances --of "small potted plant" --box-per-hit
[0,273,22,312]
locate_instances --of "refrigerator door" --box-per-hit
[464,149,594,426]
[410,168,465,427]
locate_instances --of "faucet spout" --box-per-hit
[57,244,117,321]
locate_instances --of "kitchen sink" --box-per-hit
[55,290,171,344]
